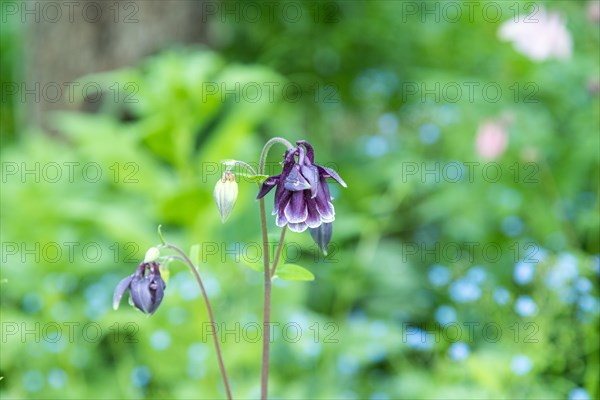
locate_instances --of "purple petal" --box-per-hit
[276,210,288,227]
[297,145,307,166]
[275,190,292,225]
[283,147,298,165]
[147,275,166,315]
[305,194,321,228]
[301,164,320,198]
[256,175,280,199]
[284,191,308,223]
[273,185,291,215]
[315,178,335,222]
[296,140,315,163]
[319,205,335,223]
[288,222,308,233]
[113,274,134,310]
[317,165,347,188]
[130,276,153,314]
[279,148,297,178]
[284,165,311,192]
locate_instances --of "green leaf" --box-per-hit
[190,244,200,266]
[240,261,314,281]
[239,174,269,184]
[274,264,315,281]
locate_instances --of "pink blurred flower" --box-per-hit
[588,1,600,23]
[475,120,508,160]
[498,7,572,62]
[587,78,600,95]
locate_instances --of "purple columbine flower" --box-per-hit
[257,140,346,233]
[113,261,166,315]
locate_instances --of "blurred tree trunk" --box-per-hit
[24,0,208,126]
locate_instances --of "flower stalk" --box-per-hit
[259,195,272,400]
[258,137,293,400]
[270,226,287,277]
[113,228,232,400]
[255,138,345,399]
[163,242,233,400]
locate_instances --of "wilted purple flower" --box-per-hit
[113,261,166,315]
[257,140,347,233]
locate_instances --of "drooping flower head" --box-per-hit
[113,261,166,315]
[257,140,346,233]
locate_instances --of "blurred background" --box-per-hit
[1,0,599,399]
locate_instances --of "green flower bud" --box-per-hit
[144,247,161,263]
[214,172,238,223]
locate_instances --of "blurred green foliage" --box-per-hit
[0,0,22,139]
[1,1,599,399]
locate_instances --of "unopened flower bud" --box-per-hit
[144,247,160,263]
[214,172,238,223]
[309,222,333,255]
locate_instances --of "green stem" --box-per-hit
[259,137,294,176]
[222,159,258,176]
[258,137,293,400]
[259,198,271,400]
[270,227,287,277]
[164,243,233,400]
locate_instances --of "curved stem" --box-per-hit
[222,159,258,176]
[257,137,294,400]
[259,137,294,176]
[164,243,233,400]
[160,255,186,264]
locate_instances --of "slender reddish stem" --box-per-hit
[270,227,287,277]
[165,243,233,400]
[258,137,293,400]
[259,198,272,400]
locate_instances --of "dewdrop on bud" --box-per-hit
[214,172,238,223]
[144,247,161,263]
